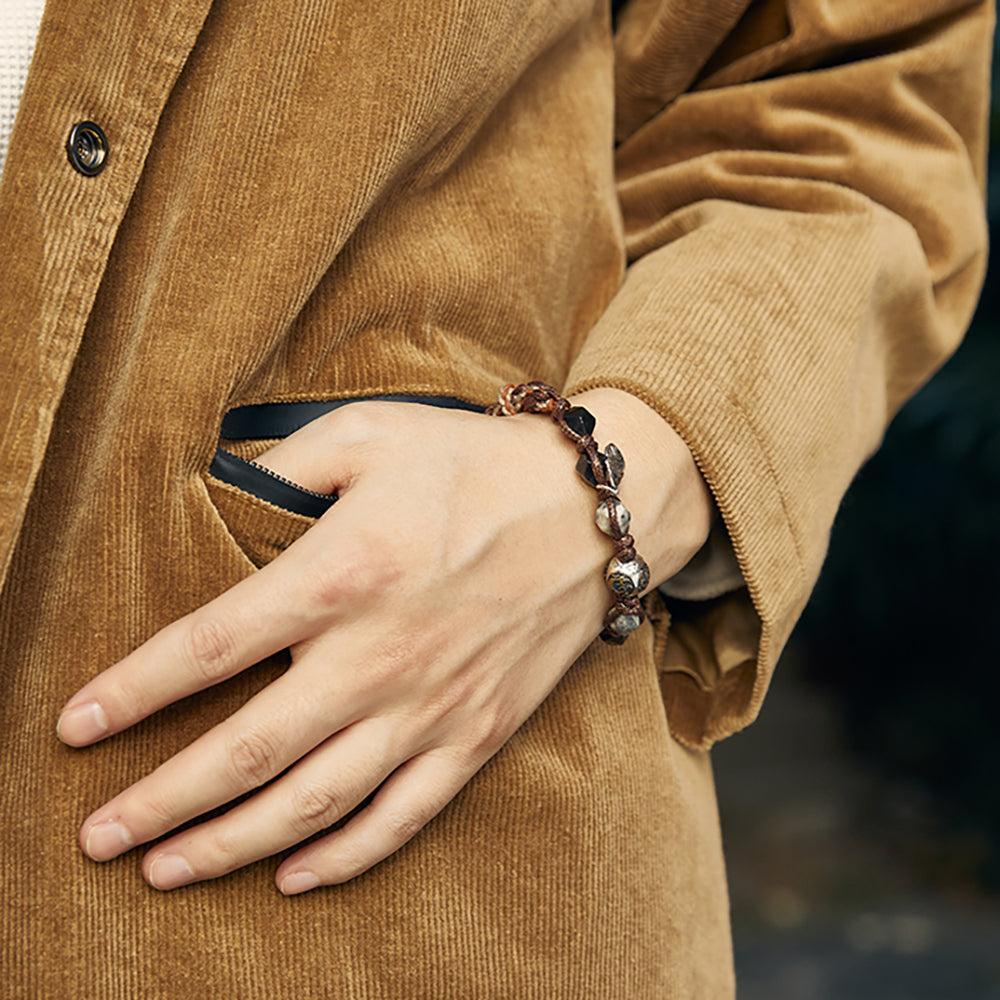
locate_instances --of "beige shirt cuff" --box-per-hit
[658,517,745,602]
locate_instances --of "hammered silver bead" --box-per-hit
[604,555,650,597]
[594,499,631,537]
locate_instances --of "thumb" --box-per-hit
[250,408,362,497]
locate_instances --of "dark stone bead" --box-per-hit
[563,406,596,438]
[576,450,603,487]
[603,443,625,487]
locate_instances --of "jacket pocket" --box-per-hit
[204,440,337,568]
[208,447,337,518]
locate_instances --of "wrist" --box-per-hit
[567,388,714,590]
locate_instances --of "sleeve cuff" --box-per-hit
[658,516,745,602]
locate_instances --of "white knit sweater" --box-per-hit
[0,0,46,179]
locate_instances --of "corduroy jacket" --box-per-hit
[0,0,991,996]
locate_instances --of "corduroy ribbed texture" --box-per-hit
[0,0,990,996]
[568,0,993,747]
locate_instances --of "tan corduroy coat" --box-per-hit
[0,0,991,996]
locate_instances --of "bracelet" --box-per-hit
[486,382,649,644]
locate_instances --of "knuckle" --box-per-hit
[325,402,370,439]
[360,633,427,692]
[382,807,428,845]
[435,676,478,722]
[324,399,390,441]
[467,708,514,759]
[183,617,238,681]
[440,706,512,766]
[410,672,482,736]
[205,826,244,874]
[303,543,402,611]
[227,727,280,788]
[358,620,451,694]
[289,781,347,833]
[136,790,181,832]
[301,558,352,610]
[325,840,371,884]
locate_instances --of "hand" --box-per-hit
[57,389,713,894]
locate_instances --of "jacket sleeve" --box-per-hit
[564,0,993,748]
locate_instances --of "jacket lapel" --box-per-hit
[0,0,216,591]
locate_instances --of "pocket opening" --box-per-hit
[208,448,337,518]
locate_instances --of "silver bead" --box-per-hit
[605,555,650,597]
[594,499,631,537]
[607,612,642,637]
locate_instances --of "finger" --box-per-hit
[77,659,366,862]
[275,747,476,894]
[138,715,402,890]
[56,518,350,747]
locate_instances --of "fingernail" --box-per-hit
[280,870,320,895]
[57,701,109,745]
[148,854,196,890]
[84,819,135,861]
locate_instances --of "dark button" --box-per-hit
[66,121,109,176]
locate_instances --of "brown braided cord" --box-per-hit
[488,382,646,644]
